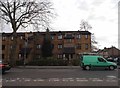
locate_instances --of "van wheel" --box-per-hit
[109,66,115,70]
[85,65,90,70]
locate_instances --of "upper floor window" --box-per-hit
[76,44,81,49]
[10,45,13,49]
[66,39,72,43]
[58,44,62,49]
[85,44,89,50]
[51,36,54,40]
[2,36,6,41]
[85,35,88,39]
[76,34,81,39]
[58,34,62,40]
[11,36,14,40]
[20,36,23,40]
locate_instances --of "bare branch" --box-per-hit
[0,0,55,32]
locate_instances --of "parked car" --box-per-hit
[80,55,117,70]
[0,60,11,74]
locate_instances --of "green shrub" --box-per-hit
[16,60,24,66]
[71,59,80,66]
[27,57,68,66]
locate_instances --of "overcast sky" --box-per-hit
[51,0,119,49]
[0,0,119,49]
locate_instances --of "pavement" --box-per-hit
[15,65,120,69]
[16,66,81,69]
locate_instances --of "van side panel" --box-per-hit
[82,56,98,66]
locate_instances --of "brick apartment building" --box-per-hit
[2,30,91,63]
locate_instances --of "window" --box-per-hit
[76,44,81,49]
[58,44,62,49]
[10,45,13,49]
[2,36,6,41]
[11,36,13,40]
[58,54,62,59]
[20,36,23,40]
[2,45,5,50]
[98,58,106,62]
[85,35,88,39]
[51,36,54,40]
[85,44,89,50]
[76,34,81,39]
[66,39,72,43]
[58,34,62,39]
[37,44,41,49]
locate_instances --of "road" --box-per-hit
[1,67,119,88]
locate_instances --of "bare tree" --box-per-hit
[80,20,92,31]
[80,20,98,51]
[0,0,55,66]
[91,33,98,51]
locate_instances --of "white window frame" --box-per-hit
[2,36,6,40]
[58,44,62,49]
[58,35,62,39]
[85,35,88,39]
[51,36,54,40]
[37,44,41,49]
[76,34,81,39]
[11,36,14,40]
[20,36,23,40]
[58,54,62,59]
[66,39,72,43]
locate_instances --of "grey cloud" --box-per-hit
[91,0,104,6]
[75,0,89,11]
[87,14,106,21]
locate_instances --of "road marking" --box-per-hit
[76,78,88,82]
[2,77,118,83]
[69,80,74,82]
[10,80,16,82]
[37,79,44,82]
[24,79,31,82]
[76,78,86,80]
[106,80,117,82]
[16,78,20,80]
[92,79,103,82]
[33,80,37,82]
[76,79,88,82]
[63,80,68,82]
[49,78,60,82]
[106,76,117,78]
[89,78,103,82]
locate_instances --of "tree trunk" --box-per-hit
[9,32,17,67]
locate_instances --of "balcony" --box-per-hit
[64,33,74,39]
[63,47,75,54]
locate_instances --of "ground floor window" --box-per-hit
[58,54,63,59]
